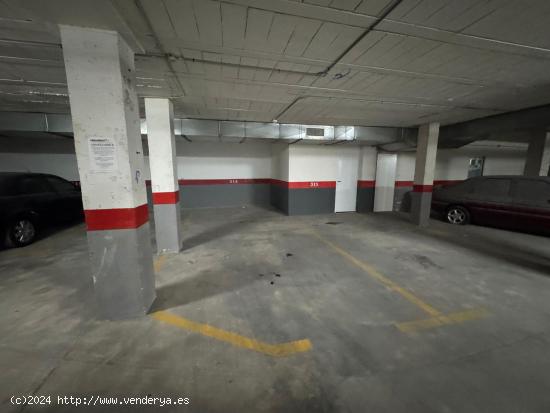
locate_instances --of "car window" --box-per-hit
[473,178,511,197]
[450,179,473,194]
[45,176,78,193]
[17,176,53,194]
[514,180,550,204]
[0,176,18,196]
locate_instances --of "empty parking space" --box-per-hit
[2,207,550,411]
[2,1,550,411]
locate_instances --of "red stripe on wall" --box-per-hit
[395,180,414,187]
[70,179,463,190]
[270,179,288,188]
[84,204,149,231]
[357,180,375,188]
[413,184,433,193]
[152,191,180,204]
[178,178,271,185]
[177,179,335,188]
[270,180,335,189]
[287,181,336,189]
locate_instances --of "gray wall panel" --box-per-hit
[180,184,270,208]
[356,188,375,213]
[394,187,413,212]
[270,184,289,214]
[288,188,335,215]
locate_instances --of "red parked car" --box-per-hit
[431,176,550,233]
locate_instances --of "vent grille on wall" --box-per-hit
[306,127,325,137]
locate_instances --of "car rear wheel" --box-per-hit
[5,218,37,247]
[446,206,470,225]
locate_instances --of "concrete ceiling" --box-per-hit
[1,0,550,128]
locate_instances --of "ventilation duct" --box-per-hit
[0,112,417,148]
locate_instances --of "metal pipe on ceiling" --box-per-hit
[0,38,61,48]
[135,0,404,85]
[313,0,404,77]
[137,53,320,78]
[133,0,187,97]
[272,94,498,124]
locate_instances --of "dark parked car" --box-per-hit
[0,172,83,248]
[431,176,550,233]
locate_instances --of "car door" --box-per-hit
[464,178,515,227]
[15,175,58,223]
[43,175,83,221]
[510,178,550,232]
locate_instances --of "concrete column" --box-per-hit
[60,26,155,319]
[144,98,183,254]
[524,130,550,176]
[411,122,440,226]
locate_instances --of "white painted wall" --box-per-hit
[0,137,529,185]
[359,146,377,181]
[173,141,272,179]
[471,147,526,175]
[0,137,79,180]
[374,153,397,212]
[270,142,289,181]
[396,143,527,182]
[0,152,80,180]
[0,139,273,181]
[396,152,416,182]
[288,144,339,181]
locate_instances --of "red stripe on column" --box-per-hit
[413,184,433,193]
[357,180,375,188]
[84,204,149,231]
[152,191,180,204]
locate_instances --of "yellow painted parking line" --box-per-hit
[310,231,441,317]
[152,310,312,357]
[396,308,489,334]
[153,255,167,273]
[310,231,489,333]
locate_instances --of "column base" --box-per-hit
[153,202,183,254]
[87,223,156,320]
[410,191,432,227]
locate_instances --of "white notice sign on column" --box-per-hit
[88,137,117,173]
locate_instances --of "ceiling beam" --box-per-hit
[440,104,550,143]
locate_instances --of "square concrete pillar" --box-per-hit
[60,26,155,319]
[411,123,440,227]
[524,130,550,177]
[144,98,183,254]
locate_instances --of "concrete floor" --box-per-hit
[1,206,550,412]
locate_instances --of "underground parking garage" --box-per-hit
[1,0,550,411]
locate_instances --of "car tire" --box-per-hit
[446,205,470,225]
[4,218,37,248]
